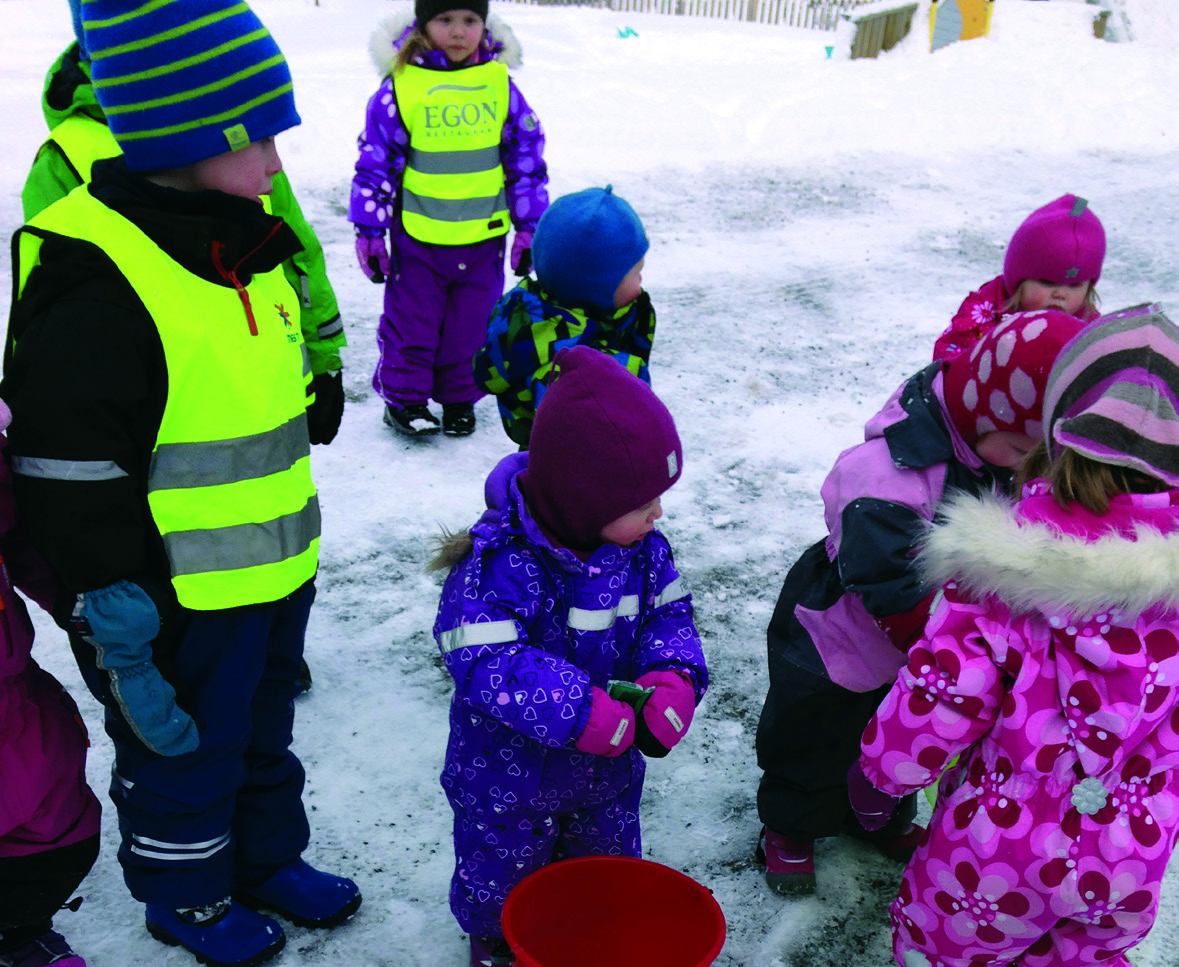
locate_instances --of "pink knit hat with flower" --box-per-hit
[1003,194,1105,292]
[942,309,1088,447]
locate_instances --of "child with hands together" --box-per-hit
[351,0,548,438]
[430,345,706,967]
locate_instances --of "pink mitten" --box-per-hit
[847,759,900,832]
[510,230,533,277]
[355,233,391,283]
[634,670,696,757]
[574,686,635,757]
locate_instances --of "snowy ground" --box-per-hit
[3,0,1179,964]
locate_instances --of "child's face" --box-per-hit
[425,10,485,64]
[1018,278,1090,317]
[975,431,1038,469]
[158,137,282,201]
[601,496,662,547]
[613,259,645,309]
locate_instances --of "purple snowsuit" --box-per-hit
[350,21,548,408]
[433,453,707,936]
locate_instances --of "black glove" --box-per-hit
[306,371,345,445]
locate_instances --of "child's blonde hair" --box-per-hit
[1047,449,1165,516]
[1003,279,1100,317]
[393,25,433,74]
[1016,441,1166,516]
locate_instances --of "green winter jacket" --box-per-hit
[474,278,656,447]
[19,43,346,378]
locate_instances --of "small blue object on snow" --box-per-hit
[617,26,638,38]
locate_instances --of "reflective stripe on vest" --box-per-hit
[43,114,120,185]
[396,62,510,245]
[21,192,318,610]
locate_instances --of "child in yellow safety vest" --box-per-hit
[350,0,549,438]
[2,3,359,965]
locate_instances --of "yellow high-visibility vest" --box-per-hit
[395,62,510,245]
[18,190,319,610]
[41,113,120,184]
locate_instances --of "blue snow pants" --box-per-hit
[70,581,314,909]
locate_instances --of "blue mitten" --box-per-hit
[72,581,198,757]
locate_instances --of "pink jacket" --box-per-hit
[861,485,1179,967]
[0,401,100,857]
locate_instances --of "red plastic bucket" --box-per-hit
[501,856,726,967]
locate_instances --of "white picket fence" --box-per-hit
[501,0,878,31]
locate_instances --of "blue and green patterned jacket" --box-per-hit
[474,278,656,446]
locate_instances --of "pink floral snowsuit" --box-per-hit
[860,485,1179,967]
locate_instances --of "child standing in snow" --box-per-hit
[3,3,359,964]
[431,345,707,967]
[350,0,548,438]
[474,185,654,448]
[932,194,1104,360]
[755,310,1087,896]
[852,307,1179,967]
[0,399,101,967]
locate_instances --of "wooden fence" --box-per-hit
[504,0,879,31]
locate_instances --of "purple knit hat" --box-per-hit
[519,346,683,551]
[1003,194,1105,292]
[1043,304,1179,486]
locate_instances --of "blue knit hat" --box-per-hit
[68,0,88,60]
[532,186,650,314]
[80,0,300,171]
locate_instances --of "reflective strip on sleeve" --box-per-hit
[317,314,344,340]
[651,578,689,609]
[567,594,640,632]
[439,618,519,654]
[9,455,129,480]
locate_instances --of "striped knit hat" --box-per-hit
[68,0,88,60]
[80,0,300,171]
[1043,305,1179,486]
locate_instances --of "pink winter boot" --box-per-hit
[0,930,86,967]
[758,826,816,896]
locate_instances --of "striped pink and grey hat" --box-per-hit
[1043,304,1179,486]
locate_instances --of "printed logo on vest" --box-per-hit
[275,303,298,343]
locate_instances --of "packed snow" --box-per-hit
[2,0,1179,964]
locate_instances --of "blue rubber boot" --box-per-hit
[235,859,360,929]
[145,901,284,967]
